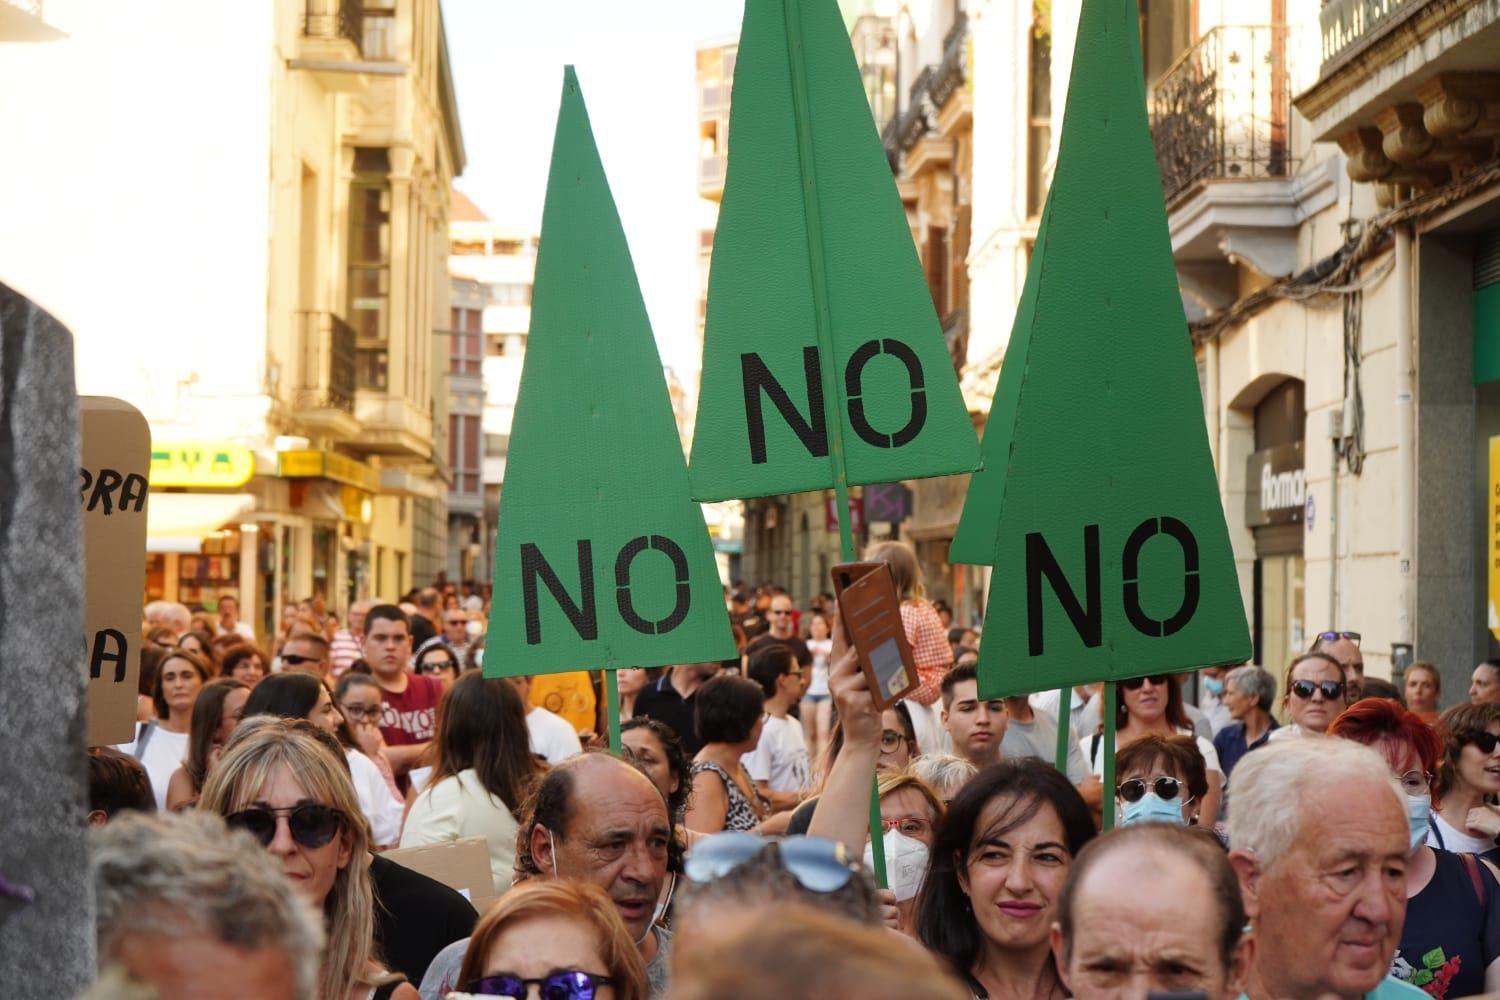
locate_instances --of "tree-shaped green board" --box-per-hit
[952,0,1250,699]
[688,0,979,501]
[483,70,736,677]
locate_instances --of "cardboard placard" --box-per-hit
[483,69,735,677]
[686,0,979,501]
[80,396,150,746]
[832,562,918,709]
[383,836,498,914]
[951,0,1250,698]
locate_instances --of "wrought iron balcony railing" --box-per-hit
[293,310,357,414]
[1149,25,1296,206]
[1319,0,1427,69]
[302,0,362,53]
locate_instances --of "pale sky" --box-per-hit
[441,0,745,383]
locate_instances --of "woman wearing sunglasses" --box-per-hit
[916,759,1096,1000]
[452,879,646,1000]
[1428,702,1500,856]
[1113,734,1208,827]
[1272,651,1347,741]
[401,672,547,890]
[1082,673,1223,825]
[243,672,406,850]
[1331,698,1500,997]
[163,676,249,811]
[199,718,418,999]
[413,636,463,692]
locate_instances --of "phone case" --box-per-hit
[832,561,919,709]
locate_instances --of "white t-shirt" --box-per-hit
[742,713,811,792]
[527,706,582,764]
[1427,809,1496,854]
[806,638,832,697]
[117,725,189,812]
[346,748,404,848]
[216,621,256,642]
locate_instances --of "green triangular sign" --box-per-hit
[687,0,978,501]
[953,0,1250,698]
[482,70,736,677]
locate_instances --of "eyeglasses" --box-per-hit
[462,971,615,1000]
[879,729,910,753]
[1120,674,1169,690]
[1396,769,1433,795]
[226,804,343,849]
[1463,731,1500,754]
[1290,679,1346,701]
[881,815,933,838]
[418,659,458,674]
[340,703,381,722]
[279,653,320,667]
[768,609,791,616]
[1316,630,1361,646]
[685,833,862,893]
[1117,776,1187,803]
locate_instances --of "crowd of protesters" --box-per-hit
[81,550,1500,999]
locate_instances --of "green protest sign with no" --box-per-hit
[953,0,1250,698]
[687,0,978,501]
[483,70,735,677]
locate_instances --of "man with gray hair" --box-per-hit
[1213,664,1278,779]
[1227,737,1424,999]
[89,810,322,999]
[142,600,191,638]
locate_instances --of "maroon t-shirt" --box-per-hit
[378,673,444,746]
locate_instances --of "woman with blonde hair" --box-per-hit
[864,540,953,753]
[199,718,416,1000]
[454,879,648,1000]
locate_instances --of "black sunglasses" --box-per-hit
[418,659,459,673]
[1121,674,1170,690]
[1464,731,1500,754]
[280,653,319,666]
[226,804,343,849]
[685,833,861,893]
[1315,630,1361,646]
[1290,679,1345,701]
[1117,776,1186,803]
[463,971,614,1000]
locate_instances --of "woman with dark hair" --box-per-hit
[120,648,212,811]
[220,643,268,688]
[1081,673,1223,823]
[685,675,770,834]
[916,759,1096,999]
[176,627,216,666]
[412,636,462,691]
[243,672,404,849]
[1332,698,1500,996]
[163,676,249,811]
[622,716,691,823]
[400,672,547,888]
[1113,733,1208,827]
[1429,701,1500,855]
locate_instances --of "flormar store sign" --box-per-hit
[1245,441,1304,527]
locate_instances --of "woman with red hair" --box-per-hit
[1331,699,1500,996]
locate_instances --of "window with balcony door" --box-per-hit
[348,147,391,391]
[449,413,482,496]
[361,0,395,60]
[449,306,482,375]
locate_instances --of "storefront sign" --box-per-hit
[278,449,378,491]
[825,493,865,534]
[1245,442,1305,527]
[864,482,914,523]
[82,397,151,747]
[149,441,254,488]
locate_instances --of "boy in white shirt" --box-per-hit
[742,642,811,811]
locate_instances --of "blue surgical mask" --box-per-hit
[1203,676,1225,696]
[1406,793,1431,855]
[1122,792,1188,827]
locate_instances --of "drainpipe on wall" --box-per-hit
[1204,338,1221,470]
[1395,225,1416,653]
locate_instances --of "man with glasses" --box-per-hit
[742,594,812,674]
[1470,660,1500,705]
[278,633,331,680]
[941,664,1007,769]
[441,609,469,649]
[362,604,442,776]
[1311,629,1364,702]
[744,644,812,811]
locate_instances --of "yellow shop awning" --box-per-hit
[146,493,256,553]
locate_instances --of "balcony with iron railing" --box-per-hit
[1319,0,1428,73]
[302,0,362,50]
[1150,25,1296,207]
[291,310,360,438]
[294,0,367,90]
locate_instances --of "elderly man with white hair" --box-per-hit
[1227,736,1426,999]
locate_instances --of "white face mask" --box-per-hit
[865,828,931,902]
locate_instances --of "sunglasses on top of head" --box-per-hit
[225,803,343,849]
[1289,679,1345,701]
[1315,630,1361,646]
[462,971,614,1000]
[1120,674,1170,690]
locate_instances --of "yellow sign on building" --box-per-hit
[277,449,379,491]
[149,442,255,488]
